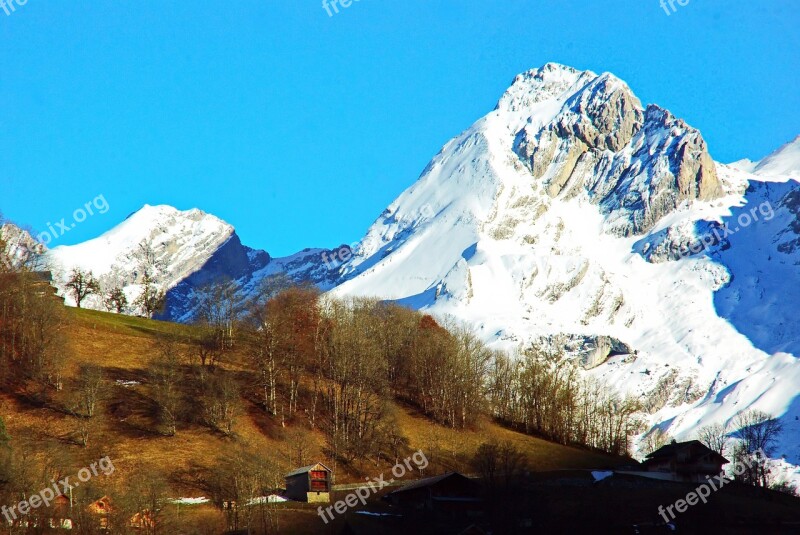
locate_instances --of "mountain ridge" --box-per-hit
[6,62,800,483]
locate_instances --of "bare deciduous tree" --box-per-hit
[473,441,500,489]
[643,428,672,455]
[194,278,244,369]
[732,409,783,487]
[65,268,101,308]
[697,422,729,456]
[104,285,128,314]
[133,242,166,319]
[203,372,241,436]
[150,339,184,436]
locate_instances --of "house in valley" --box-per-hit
[642,440,729,482]
[382,472,482,517]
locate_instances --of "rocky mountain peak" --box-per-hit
[506,67,722,236]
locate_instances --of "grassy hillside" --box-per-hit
[0,306,628,533]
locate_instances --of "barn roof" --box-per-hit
[385,472,475,495]
[645,440,728,464]
[284,462,332,478]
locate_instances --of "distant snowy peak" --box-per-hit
[49,204,234,276]
[753,135,800,179]
[47,204,237,307]
[349,63,722,271]
[44,203,339,318]
[337,62,725,314]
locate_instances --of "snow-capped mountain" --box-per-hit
[15,63,800,479]
[330,63,800,471]
[44,204,339,320]
[731,136,800,180]
[752,135,800,179]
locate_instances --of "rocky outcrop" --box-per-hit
[554,75,644,152]
[511,68,723,236]
[778,187,800,254]
[531,333,635,369]
[0,223,46,270]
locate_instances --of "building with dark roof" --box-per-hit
[383,472,482,516]
[284,462,332,503]
[642,440,729,482]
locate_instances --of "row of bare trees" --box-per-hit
[0,219,69,398]
[488,350,640,455]
[64,241,165,317]
[222,274,637,459]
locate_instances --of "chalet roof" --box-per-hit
[284,462,332,478]
[385,472,475,496]
[645,440,729,464]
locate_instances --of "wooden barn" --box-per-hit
[284,462,332,503]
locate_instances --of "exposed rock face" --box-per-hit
[510,69,723,236]
[0,223,46,270]
[530,333,635,370]
[160,232,264,321]
[554,75,644,153]
[778,188,800,254]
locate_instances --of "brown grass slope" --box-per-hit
[1,306,627,531]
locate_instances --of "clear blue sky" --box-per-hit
[1,0,798,255]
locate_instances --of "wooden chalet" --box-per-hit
[643,440,729,482]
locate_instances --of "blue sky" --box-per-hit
[1,0,798,256]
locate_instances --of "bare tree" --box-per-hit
[119,466,173,535]
[203,372,241,436]
[74,414,98,448]
[211,447,283,534]
[133,242,166,318]
[194,278,244,368]
[473,441,500,490]
[75,365,104,417]
[245,279,318,418]
[697,422,729,456]
[498,441,527,489]
[733,410,783,456]
[65,268,101,308]
[104,286,128,314]
[732,409,783,487]
[643,428,672,455]
[150,339,184,436]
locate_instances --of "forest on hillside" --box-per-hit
[1,223,787,533]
